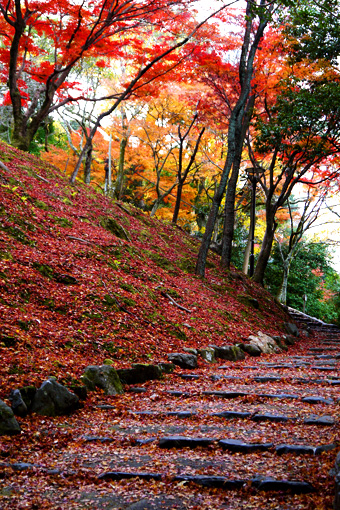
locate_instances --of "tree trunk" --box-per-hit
[195,116,237,276]
[115,136,128,199]
[84,143,93,184]
[172,182,183,224]
[220,95,255,269]
[195,1,270,278]
[277,260,290,305]
[252,216,277,284]
[150,198,162,217]
[242,226,252,275]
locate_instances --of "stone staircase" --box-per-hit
[1,319,340,509]
[287,306,340,336]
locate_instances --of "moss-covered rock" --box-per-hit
[237,294,260,309]
[100,217,130,241]
[82,365,124,395]
[117,364,162,384]
[212,344,245,361]
[0,399,21,435]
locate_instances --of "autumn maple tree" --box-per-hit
[0,0,228,153]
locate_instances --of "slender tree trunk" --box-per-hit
[150,198,162,217]
[84,143,93,184]
[212,217,221,243]
[220,95,255,269]
[195,116,238,276]
[115,136,128,199]
[107,133,112,195]
[253,215,277,284]
[195,1,270,277]
[277,260,290,305]
[172,182,183,224]
[242,226,252,274]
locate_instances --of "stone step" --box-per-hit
[98,471,315,494]
[162,389,336,404]
[122,408,337,426]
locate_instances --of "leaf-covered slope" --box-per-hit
[0,141,289,391]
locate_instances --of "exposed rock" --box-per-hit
[276,444,336,456]
[82,435,114,443]
[284,335,296,346]
[241,343,262,357]
[167,353,197,369]
[248,332,281,354]
[253,376,282,383]
[158,363,175,374]
[167,390,191,397]
[272,336,289,351]
[129,387,148,393]
[117,364,162,385]
[211,345,245,361]
[183,347,198,355]
[198,347,216,363]
[31,378,80,416]
[166,411,196,418]
[0,399,21,435]
[69,384,88,400]
[19,386,36,411]
[82,365,123,395]
[9,389,28,417]
[284,322,299,337]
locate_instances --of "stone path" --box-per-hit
[1,314,340,509]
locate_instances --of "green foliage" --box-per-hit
[265,241,340,324]
[255,81,340,157]
[284,0,340,63]
[28,118,69,156]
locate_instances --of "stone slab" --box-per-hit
[252,413,293,423]
[158,436,216,448]
[219,439,273,452]
[304,415,335,425]
[212,411,251,419]
[302,396,334,404]
[203,391,248,398]
[98,471,162,481]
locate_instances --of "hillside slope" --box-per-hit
[0,141,289,391]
